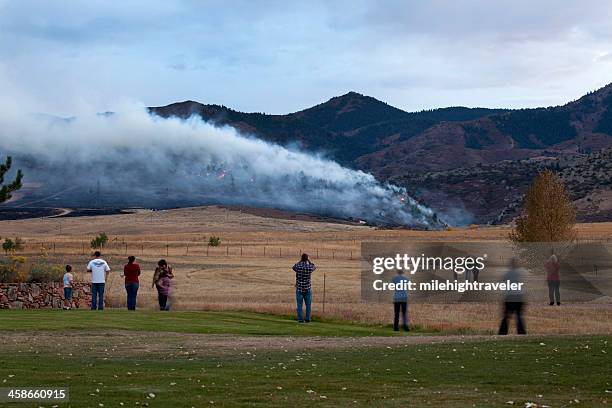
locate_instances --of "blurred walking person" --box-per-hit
[545,254,561,306]
[292,253,316,323]
[392,269,409,331]
[498,257,526,335]
[123,256,141,310]
[87,251,111,310]
[153,259,174,311]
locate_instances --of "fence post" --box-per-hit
[323,273,326,315]
[263,246,266,257]
[166,245,169,256]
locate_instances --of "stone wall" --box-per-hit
[0,282,91,309]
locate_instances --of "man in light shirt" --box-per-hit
[87,251,111,310]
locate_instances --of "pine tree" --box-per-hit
[510,170,576,242]
[0,156,23,203]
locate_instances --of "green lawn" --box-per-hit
[0,310,610,407]
[0,309,417,337]
[0,336,609,407]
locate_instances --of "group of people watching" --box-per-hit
[61,251,174,311]
[61,250,562,335]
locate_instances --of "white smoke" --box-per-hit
[0,101,441,227]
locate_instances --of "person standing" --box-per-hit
[87,251,111,310]
[498,258,526,335]
[123,256,141,311]
[545,254,561,306]
[62,265,74,310]
[392,269,409,331]
[156,271,172,311]
[153,259,174,311]
[292,253,316,323]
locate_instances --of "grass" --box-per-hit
[0,336,610,407]
[0,309,426,337]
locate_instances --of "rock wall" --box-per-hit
[0,282,91,309]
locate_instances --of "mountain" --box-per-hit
[149,92,506,164]
[149,84,612,224]
[358,83,612,177]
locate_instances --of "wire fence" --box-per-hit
[5,240,360,261]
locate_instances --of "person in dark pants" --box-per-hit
[156,272,172,311]
[471,265,479,282]
[153,259,174,311]
[392,269,409,331]
[87,251,110,310]
[123,256,141,310]
[498,258,526,335]
[545,254,561,305]
[292,253,316,323]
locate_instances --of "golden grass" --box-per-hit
[1,205,611,335]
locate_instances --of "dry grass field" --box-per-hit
[1,206,611,335]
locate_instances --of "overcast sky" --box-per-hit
[2,0,612,116]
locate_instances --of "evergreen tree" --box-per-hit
[0,156,23,203]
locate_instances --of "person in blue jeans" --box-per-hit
[87,251,111,310]
[123,256,141,310]
[292,253,316,323]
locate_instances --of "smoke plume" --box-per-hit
[0,102,441,227]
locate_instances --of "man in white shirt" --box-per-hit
[87,251,111,310]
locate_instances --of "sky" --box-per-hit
[2,0,612,116]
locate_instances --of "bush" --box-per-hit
[0,256,28,283]
[208,236,221,247]
[0,261,19,282]
[28,264,65,283]
[90,233,109,249]
[0,257,64,283]
[2,237,24,254]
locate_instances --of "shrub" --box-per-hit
[90,233,109,249]
[0,256,28,283]
[2,237,23,254]
[28,264,65,283]
[0,261,19,282]
[208,236,221,247]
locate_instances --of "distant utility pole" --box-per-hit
[95,179,101,208]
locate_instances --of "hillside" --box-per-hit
[149,93,506,164]
[391,148,612,224]
[150,84,612,224]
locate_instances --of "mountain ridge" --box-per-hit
[149,84,612,224]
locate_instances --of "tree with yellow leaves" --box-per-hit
[510,170,576,242]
